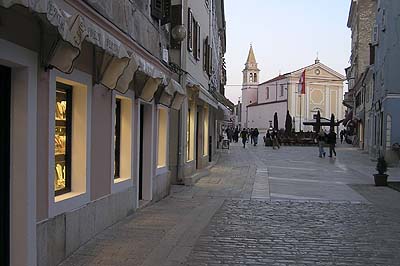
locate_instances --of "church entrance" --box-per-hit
[0,65,11,266]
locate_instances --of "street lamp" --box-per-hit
[171,25,187,42]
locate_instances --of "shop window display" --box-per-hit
[114,99,121,179]
[54,82,72,196]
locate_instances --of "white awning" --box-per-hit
[0,0,129,73]
[1,0,176,96]
[129,57,166,101]
[199,88,218,109]
[156,79,176,107]
[156,79,185,109]
[170,80,186,110]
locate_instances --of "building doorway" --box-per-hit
[0,65,11,266]
[138,103,153,203]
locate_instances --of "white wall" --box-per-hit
[258,78,288,104]
[247,101,287,131]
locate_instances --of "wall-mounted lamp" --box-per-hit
[171,25,186,42]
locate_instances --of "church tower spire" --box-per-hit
[245,44,258,70]
[241,44,260,128]
[242,44,260,85]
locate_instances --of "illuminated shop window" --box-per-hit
[114,99,121,179]
[187,103,195,161]
[54,82,72,196]
[113,95,132,183]
[187,108,191,161]
[203,106,209,156]
[157,108,168,168]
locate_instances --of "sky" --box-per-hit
[224,0,351,103]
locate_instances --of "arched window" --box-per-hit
[249,73,253,83]
[253,73,257,82]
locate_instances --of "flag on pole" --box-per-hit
[298,70,306,94]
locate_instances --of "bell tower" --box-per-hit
[241,44,260,128]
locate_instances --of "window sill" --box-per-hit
[112,176,133,194]
[114,176,131,184]
[55,191,86,203]
[156,166,169,176]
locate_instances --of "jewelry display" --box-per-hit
[54,84,72,195]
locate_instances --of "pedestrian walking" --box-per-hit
[340,130,344,144]
[250,128,254,145]
[271,130,280,150]
[234,128,239,143]
[226,127,233,143]
[253,128,259,146]
[240,128,248,148]
[264,130,272,146]
[317,130,326,158]
[327,130,337,157]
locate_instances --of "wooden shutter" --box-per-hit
[151,0,163,20]
[203,37,208,71]
[208,46,212,76]
[193,20,197,57]
[187,8,193,52]
[196,23,201,60]
[161,0,171,25]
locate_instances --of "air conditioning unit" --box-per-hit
[372,24,379,45]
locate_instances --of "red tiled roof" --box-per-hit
[247,99,287,107]
[259,75,287,85]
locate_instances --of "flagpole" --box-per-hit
[299,93,302,132]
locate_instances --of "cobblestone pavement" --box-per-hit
[60,143,400,266]
[186,200,400,266]
[183,143,400,266]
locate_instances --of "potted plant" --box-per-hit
[374,156,388,186]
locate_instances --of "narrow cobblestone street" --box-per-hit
[61,144,400,266]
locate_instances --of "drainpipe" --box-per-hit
[175,0,184,184]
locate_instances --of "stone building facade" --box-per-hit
[241,47,345,132]
[0,0,229,265]
[369,0,400,163]
[345,0,400,164]
[345,0,377,150]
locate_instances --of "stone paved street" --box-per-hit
[60,143,400,266]
[186,200,400,266]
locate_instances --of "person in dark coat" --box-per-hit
[271,130,280,149]
[240,128,248,148]
[252,128,259,146]
[317,130,326,158]
[339,130,345,144]
[234,128,239,142]
[327,130,337,157]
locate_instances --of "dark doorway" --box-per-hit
[138,104,144,200]
[209,136,212,162]
[196,110,200,169]
[0,65,11,266]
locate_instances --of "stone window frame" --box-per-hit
[111,90,135,194]
[48,69,92,218]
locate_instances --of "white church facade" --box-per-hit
[241,46,346,132]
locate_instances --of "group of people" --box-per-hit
[224,127,240,143]
[223,125,340,158]
[265,129,281,150]
[316,129,337,158]
[239,128,260,148]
